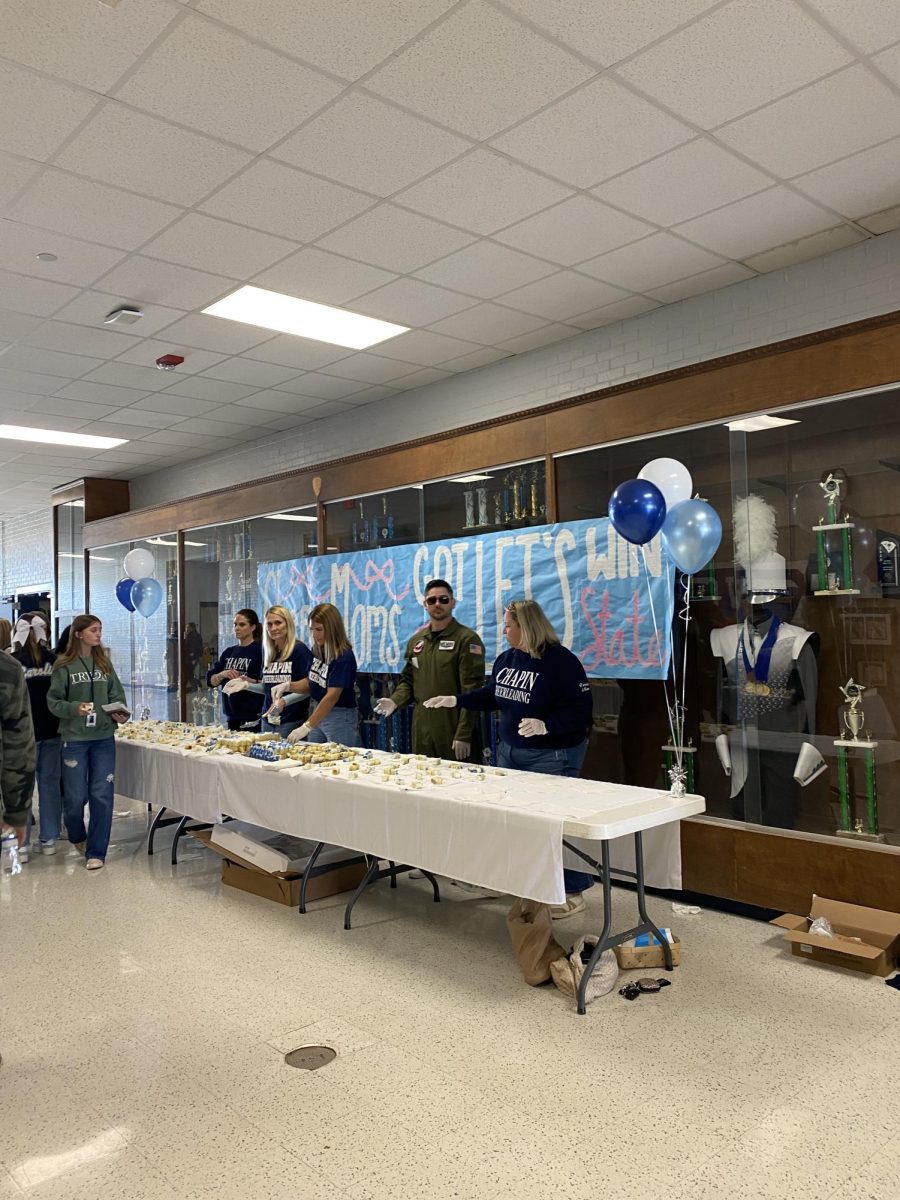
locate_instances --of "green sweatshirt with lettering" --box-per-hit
[47,656,127,742]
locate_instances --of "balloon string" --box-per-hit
[640,543,679,755]
[677,572,692,771]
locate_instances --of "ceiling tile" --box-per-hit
[243,336,349,372]
[55,102,253,206]
[232,389,325,413]
[111,340,228,376]
[140,428,236,449]
[0,366,85,396]
[55,380,149,407]
[317,204,474,272]
[0,345,103,380]
[495,195,654,265]
[718,66,900,177]
[387,367,452,391]
[116,15,342,150]
[7,168,183,252]
[52,291,188,337]
[427,302,548,343]
[353,278,476,325]
[872,41,900,89]
[78,417,176,440]
[100,406,182,430]
[169,415,261,438]
[646,262,757,303]
[19,391,119,421]
[793,138,900,218]
[0,152,41,209]
[274,93,470,196]
[22,320,142,360]
[396,149,572,234]
[159,377,261,403]
[437,346,512,372]
[497,271,631,321]
[128,391,220,418]
[742,225,867,272]
[293,399,360,421]
[201,358,302,387]
[0,311,44,341]
[414,241,556,299]
[81,362,176,393]
[206,403,288,428]
[197,0,455,80]
[0,0,179,91]
[147,313,274,356]
[0,220,125,287]
[0,271,81,318]
[200,159,374,243]
[858,204,900,234]
[674,188,837,259]
[365,0,595,139]
[252,247,396,306]
[493,77,693,189]
[274,373,367,400]
[0,59,100,161]
[363,328,484,366]
[321,353,418,385]
[617,0,851,128]
[496,0,720,66]
[805,0,900,53]
[568,295,660,330]
[577,232,727,292]
[495,323,580,354]
[593,139,772,227]
[94,256,237,311]
[140,213,297,279]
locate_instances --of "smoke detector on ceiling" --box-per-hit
[104,306,144,325]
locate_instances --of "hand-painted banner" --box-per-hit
[258,517,674,679]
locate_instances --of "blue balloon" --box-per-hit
[662,500,723,575]
[115,577,136,612]
[608,478,667,545]
[130,577,163,618]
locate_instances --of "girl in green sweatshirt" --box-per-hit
[47,614,128,870]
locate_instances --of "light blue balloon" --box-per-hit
[662,500,722,575]
[130,576,163,618]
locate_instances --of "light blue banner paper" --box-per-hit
[258,518,674,679]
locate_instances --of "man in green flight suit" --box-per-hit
[375,579,485,761]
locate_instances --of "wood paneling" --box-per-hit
[51,478,129,524]
[682,818,900,913]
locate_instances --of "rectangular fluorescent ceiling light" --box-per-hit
[63,552,113,561]
[726,416,800,432]
[263,513,317,523]
[145,537,205,547]
[202,285,408,350]
[64,499,85,508]
[0,425,126,449]
[450,474,493,483]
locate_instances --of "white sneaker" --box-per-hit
[550,893,586,920]
[18,845,30,864]
[85,858,104,871]
[39,840,57,856]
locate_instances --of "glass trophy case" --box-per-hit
[555,386,900,848]
[183,507,317,727]
[324,487,423,553]
[55,498,85,637]
[87,536,180,721]
[422,459,547,540]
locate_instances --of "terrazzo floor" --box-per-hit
[2,801,899,1199]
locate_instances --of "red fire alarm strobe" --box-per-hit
[156,354,185,370]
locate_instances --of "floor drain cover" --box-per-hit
[284,1045,336,1071]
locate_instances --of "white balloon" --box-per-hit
[638,457,693,509]
[123,547,155,581]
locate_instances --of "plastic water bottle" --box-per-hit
[1,829,21,876]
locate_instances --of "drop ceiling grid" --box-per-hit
[0,0,897,511]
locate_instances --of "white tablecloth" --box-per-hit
[116,740,223,824]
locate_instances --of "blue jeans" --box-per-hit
[25,737,63,846]
[307,704,359,747]
[498,739,594,895]
[61,737,116,861]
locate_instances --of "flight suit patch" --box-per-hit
[438,640,455,650]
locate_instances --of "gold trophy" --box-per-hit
[835,679,883,842]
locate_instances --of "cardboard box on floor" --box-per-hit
[771,895,900,977]
[191,829,366,908]
[614,929,681,970]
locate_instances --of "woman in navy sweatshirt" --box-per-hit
[207,608,263,731]
[425,598,594,918]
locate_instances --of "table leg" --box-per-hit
[577,840,612,1016]
[171,816,189,865]
[298,841,325,915]
[344,858,381,930]
[147,806,167,856]
[634,830,672,971]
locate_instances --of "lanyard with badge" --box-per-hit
[79,656,97,727]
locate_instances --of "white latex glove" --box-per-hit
[263,706,282,726]
[374,698,397,717]
[452,740,471,761]
[287,722,312,744]
[271,681,291,702]
[223,678,248,695]
[518,718,547,738]
[423,695,457,709]
[715,732,732,777]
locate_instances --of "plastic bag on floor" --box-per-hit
[505,897,567,985]
[551,935,618,1006]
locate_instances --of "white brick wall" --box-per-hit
[97,229,900,511]
[1,510,53,596]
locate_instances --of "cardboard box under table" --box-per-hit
[772,895,900,976]
[193,828,366,908]
[615,928,681,970]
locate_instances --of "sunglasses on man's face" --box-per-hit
[425,595,451,605]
